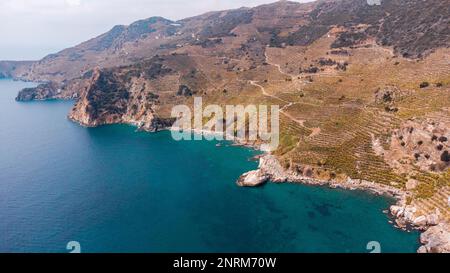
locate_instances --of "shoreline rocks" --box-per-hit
[239,154,450,253]
[237,169,269,187]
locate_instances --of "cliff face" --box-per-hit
[69,69,131,126]
[67,57,186,131]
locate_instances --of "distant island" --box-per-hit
[1,0,449,252]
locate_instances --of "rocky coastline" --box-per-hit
[19,86,450,253]
[11,77,450,253]
[238,154,450,253]
[15,79,84,102]
[15,82,62,101]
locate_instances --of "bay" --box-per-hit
[0,79,420,253]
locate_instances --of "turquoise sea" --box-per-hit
[0,79,420,253]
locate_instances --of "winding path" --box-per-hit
[249,80,306,127]
[248,49,327,136]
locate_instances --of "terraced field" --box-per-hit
[259,40,450,222]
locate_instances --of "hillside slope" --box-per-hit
[4,0,449,82]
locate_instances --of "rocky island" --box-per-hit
[3,0,450,252]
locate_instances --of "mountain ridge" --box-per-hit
[2,0,449,82]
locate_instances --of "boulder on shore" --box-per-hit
[237,170,269,187]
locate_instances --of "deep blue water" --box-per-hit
[0,79,420,253]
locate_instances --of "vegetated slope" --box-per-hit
[11,0,450,231]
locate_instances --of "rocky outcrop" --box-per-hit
[15,79,83,101]
[389,205,442,230]
[145,117,176,132]
[68,68,130,126]
[68,64,179,132]
[376,118,450,174]
[237,169,269,187]
[418,224,450,253]
[242,154,405,198]
[16,82,61,101]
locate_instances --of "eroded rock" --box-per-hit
[237,170,269,187]
[419,224,450,253]
[16,82,60,101]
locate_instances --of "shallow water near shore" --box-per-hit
[0,79,420,253]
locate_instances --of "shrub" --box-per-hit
[177,85,194,96]
[441,151,450,162]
